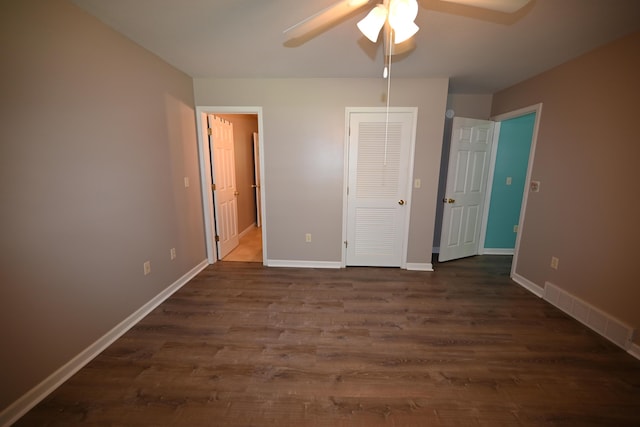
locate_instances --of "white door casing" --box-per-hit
[439,117,495,262]
[252,132,262,228]
[345,109,417,267]
[208,114,239,259]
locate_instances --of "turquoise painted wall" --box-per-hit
[484,113,535,249]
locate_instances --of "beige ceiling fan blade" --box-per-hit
[438,0,530,13]
[284,0,372,41]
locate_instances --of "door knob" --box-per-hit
[234,191,239,196]
[443,198,455,204]
[398,200,405,205]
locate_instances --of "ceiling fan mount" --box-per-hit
[284,0,531,56]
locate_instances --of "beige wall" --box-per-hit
[492,31,640,343]
[0,0,205,412]
[194,78,449,264]
[216,114,259,233]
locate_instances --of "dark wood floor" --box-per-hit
[16,256,640,426]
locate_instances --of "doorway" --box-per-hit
[436,104,542,271]
[490,104,542,281]
[196,107,266,265]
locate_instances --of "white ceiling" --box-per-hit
[72,0,640,93]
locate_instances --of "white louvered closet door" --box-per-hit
[346,111,415,266]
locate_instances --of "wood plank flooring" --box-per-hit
[16,256,640,426]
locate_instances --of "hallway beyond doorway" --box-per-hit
[223,226,262,262]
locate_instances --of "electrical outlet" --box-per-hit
[530,180,540,192]
[513,225,519,233]
[184,177,190,188]
[305,233,312,243]
[506,176,512,185]
[414,178,421,189]
[170,248,176,260]
[143,261,151,275]
[550,256,559,270]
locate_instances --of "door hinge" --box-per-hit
[344,240,348,248]
[215,235,220,242]
[207,128,213,136]
[346,186,349,196]
[211,183,216,191]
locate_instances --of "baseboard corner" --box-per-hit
[511,272,544,297]
[405,262,434,272]
[0,259,208,427]
[628,342,640,360]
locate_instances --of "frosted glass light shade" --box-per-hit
[392,21,418,43]
[388,0,418,25]
[388,0,419,44]
[357,4,388,42]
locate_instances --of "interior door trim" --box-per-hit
[341,106,418,268]
[490,103,543,280]
[195,106,266,265]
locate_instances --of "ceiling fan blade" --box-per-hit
[438,0,530,13]
[284,0,372,40]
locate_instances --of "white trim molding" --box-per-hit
[511,272,544,297]
[0,260,209,427]
[266,260,342,269]
[543,282,635,351]
[238,223,258,239]
[195,106,267,266]
[342,107,419,269]
[628,342,640,360]
[405,263,434,272]
[482,248,514,255]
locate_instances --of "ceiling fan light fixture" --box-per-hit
[348,0,371,7]
[388,0,418,24]
[388,0,419,43]
[357,4,388,43]
[392,21,419,43]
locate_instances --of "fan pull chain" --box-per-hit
[383,30,393,166]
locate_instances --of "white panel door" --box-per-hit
[439,117,495,262]
[208,114,239,259]
[346,111,415,267]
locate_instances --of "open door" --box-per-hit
[208,114,239,259]
[439,117,495,262]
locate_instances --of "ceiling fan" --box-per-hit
[284,0,531,55]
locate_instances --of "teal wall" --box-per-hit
[484,113,535,249]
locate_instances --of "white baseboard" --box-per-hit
[267,260,434,271]
[482,248,514,255]
[543,281,635,351]
[628,342,640,360]
[432,247,513,256]
[511,272,544,297]
[405,263,434,271]
[0,259,209,427]
[238,223,258,238]
[266,259,342,269]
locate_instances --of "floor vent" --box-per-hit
[543,282,634,349]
